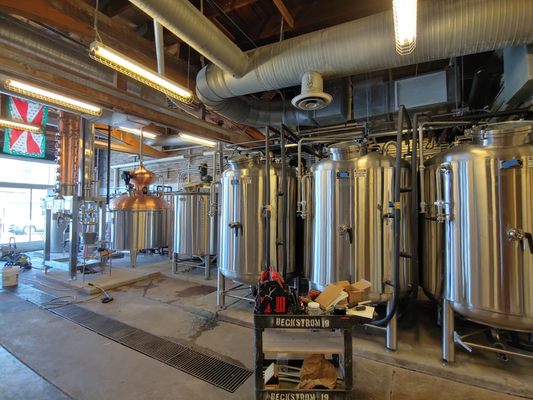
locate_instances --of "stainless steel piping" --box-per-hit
[371,105,412,336]
[153,20,165,75]
[418,121,470,213]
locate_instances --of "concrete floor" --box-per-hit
[1,252,531,399]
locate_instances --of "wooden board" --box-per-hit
[263,329,344,358]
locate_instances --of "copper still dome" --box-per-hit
[110,165,170,211]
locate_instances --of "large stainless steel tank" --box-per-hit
[218,154,296,285]
[173,188,211,257]
[308,142,413,299]
[308,142,360,288]
[422,121,533,331]
[110,165,170,267]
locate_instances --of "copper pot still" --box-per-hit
[109,164,170,267]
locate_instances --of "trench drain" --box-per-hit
[50,304,252,393]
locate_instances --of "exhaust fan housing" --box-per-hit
[291,71,332,111]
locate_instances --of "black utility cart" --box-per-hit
[254,314,370,400]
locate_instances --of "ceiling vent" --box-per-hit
[291,71,332,111]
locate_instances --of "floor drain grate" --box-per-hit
[40,299,251,392]
[168,349,253,393]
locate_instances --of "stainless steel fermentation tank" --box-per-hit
[218,155,296,285]
[173,188,212,257]
[110,165,170,267]
[421,121,533,360]
[308,143,413,301]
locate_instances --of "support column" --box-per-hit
[44,209,51,263]
[69,196,79,279]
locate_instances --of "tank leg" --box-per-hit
[442,298,455,362]
[217,267,225,308]
[386,298,398,351]
[173,255,178,274]
[204,256,210,279]
[130,249,137,268]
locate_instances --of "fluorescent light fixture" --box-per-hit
[119,126,158,139]
[0,117,41,132]
[4,79,102,116]
[179,133,217,147]
[90,41,193,104]
[392,0,417,55]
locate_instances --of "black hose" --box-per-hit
[371,105,412,326]
[279,125,287,280]
[408,112,429,307]
[264,127,271,270]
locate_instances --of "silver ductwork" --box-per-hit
[0,15,114,84]
[131,0,533,127]
[0,15,170,109]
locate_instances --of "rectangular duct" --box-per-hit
[353,69,458,120]
[493,45,533,111]
[353,79,389,120]
[394,71,448,109]
[310,78,350,126]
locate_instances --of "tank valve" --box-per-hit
[507,229,533,254]
[338,225,353,244]
[507,228,524,241]
[229,221,242,237]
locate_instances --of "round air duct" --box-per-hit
[291,71,332,111]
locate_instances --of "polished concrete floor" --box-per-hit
[1,252,531,399]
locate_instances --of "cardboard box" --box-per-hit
[348,290,368,304]
[351,279,371,292]
[315,284,348,310]
[333,280,351,291]
[348,279,372,304]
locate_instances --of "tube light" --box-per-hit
[4,79,102,116]
[392,0,417,55]
[90,41,193,104]
[179,133,217,147]
[0,118,42,132]
[119,126,158,139]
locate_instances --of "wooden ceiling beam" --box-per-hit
[272,0,294,29]
[0,0,195,89]
[204,0,258,17]
[94,123,166,158]
[255,0,390,42]
[104,0,132,18]
[94,139,144,155]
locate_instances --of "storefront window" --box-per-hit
[0,156,54,246]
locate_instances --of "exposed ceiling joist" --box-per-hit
[272,0,294,28]
[204,0,258,17]
[256,0,390,41]
[103,0,132,17]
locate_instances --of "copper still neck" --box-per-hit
[56,111,80,196]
